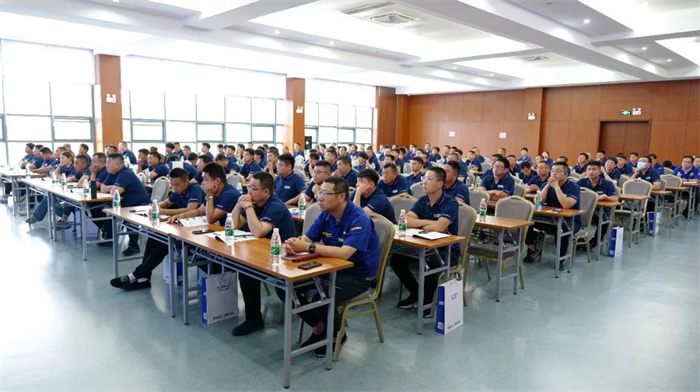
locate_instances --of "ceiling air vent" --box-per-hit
[521,55,552,62]
[371,11,418,24]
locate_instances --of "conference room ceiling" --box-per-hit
[0,0,697,94]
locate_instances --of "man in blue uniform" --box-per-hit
[171,162,240,226]
[351,169,396,223]
[377,163,409,197]
[118,141,137,165]
[201,142,214,159]
[274,153,306,207]
[572,153,589,175]
[523,162,581,270]
[109,168,205,291]
[479,157,515,201]
[406,157,425,192]
[443,161,470,205]
[279,177,380,357]
[230,171,296,336]
[333,156,357,188]
[239,148,262,179]
[146,152,169,180]
[615,155,634,176]
[526,161,551,194]
[302,160,331,204]
[577,161,619,250]
[517,147,532,166]
[518,161,535,184]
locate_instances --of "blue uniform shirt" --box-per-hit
[539,179,581,226]
[480,173,515,196]
[174,150,185,159]
[122,150,137,165]
[227,156,238,166]
[210,183,241,225]
[517,156,533,165]
[239,161,261,178]
[577,177,617,215]
[406,172,424,192]
[305,201,380,278]
[168,183,205,209]
[458,161,468,179]
[350,188,396,224]
[140,162,148,171]
[149,163,169,179]
[183,163,198,180]
[444,180,470,204]
[59,164,77,178]
[377,175,409,197]
[652,162,664,174]
[638,168,661,185]
[472,155,486,168]
[96,167,109,184]
[369,155,381,172]
[518,170,535,184]
[274,172,306,203]
[204,152,214,160]
[528,175,550,190]
[39,157,56,169]
[340,169,358,188]
[354,164,368,172]
[293,151,305,160]
[605,168,621,182]
[304,182,319,203]
[103,166,151,207]
[31,156,45,168]
[193,171,203,184]
[430,154,441,163]
[673,166,700,180]
[572,164,588,175]
[410,193,460,259]
[618,164,634,176]
[240,194,296,242]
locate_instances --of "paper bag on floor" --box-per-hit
[436,279,463,335]
[201,271,238,325]
[608,226,623,257]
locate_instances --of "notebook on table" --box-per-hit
[282,252,319,262]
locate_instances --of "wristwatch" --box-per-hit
[308,243,316,254]
[206,195,214,201]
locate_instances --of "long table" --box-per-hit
[0,168,43,216]
[21,178,114,260]
[683,182,699,220]
[650,189,671,236]
[103,207,352,389]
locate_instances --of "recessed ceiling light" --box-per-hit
[274,30,280,35]
[489,73,494,77]
[583,19,591,24]
[667,59,673,62]
[453,66,457,69]
[329,41,335,46]
[641,46,647,51]
[112,0,119,2]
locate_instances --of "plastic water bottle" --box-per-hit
[150,198,160,227]
[479,199,487,222]
[61,173,67,190]
[83,184,90,198]
[113,190,121,213]
[465,175,471,187]
[51,172,57,186]
[535,191,543,211]
[224,213,235,245]
[236,182,243,195]
[398,209,407,239]
[299,194,307,218]
[270,228,281,268]
[25,168,30,179]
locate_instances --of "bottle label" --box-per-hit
[151,212,159,220]
[271,245,281,256]
[399,222,407,231]
[225,228,234,237]
[299,204,306,211]
[113,201,120,208]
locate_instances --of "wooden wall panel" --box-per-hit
[396,95,411,146]
[568,121,600,158]
[571,85,601,121]
[599,102,652,121]
[685,121,700,155]
[482,91,506,121]
[524,88,543,155]
[601,83,653,102]
[504,89,525,122]
[686,80,699,121]
[463,93,484,122]
[652,81,689,121]
[502,121,526,153]
[284,78,305,150]
[375,86,396,148]
[426,95,445,123]
[444,94,464,123]
[649,120,687,161]
[542,88,572,121]
[480,122,502,156]
[541,122,570,158]
[462,122,483,150]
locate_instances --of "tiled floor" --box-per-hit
[1,204,698,391]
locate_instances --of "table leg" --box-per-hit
[12,178,18,216]
[514,227,522,295]
[654,194,662,236]
[168,237,176,318]
[182,243,190,325]
[555,217,562,278]
[635,202,642,245]
[283,281,293,389]
[25,184,31,217]
[496,229,504,302]
[48,195,54,240]
[567,216,574,273]
[416,248,426,335]
[324,272,336,371]
[627,202,634,248]
[112,216,118,276]
[595,206,603,260]
[689,188,696,220]
[82,205,89,260]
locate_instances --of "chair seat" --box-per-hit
[467,245,517,260]
[338,288,375,307]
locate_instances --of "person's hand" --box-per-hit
[167,213,184,224]
[238,194,253,209]
[203,181,216,196]
[547,176,559,188]
[283,237,303,255]
[89,164,98,174]
[580,172,588,178]
[633,168,641,175]
[355,182,369,195]
[288,237,311,254]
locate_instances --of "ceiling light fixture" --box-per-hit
[453,66,457,69]
[329,41,335,46]
[641,46,647,51]
[274,30,280,35]
[583,19,591,24]
[489,73,494,77]
[667,59,672,62]
[112,0,119,2]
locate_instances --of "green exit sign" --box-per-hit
[620,110,631,116]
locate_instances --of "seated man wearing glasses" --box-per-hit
[278,177,380,358]
[302,160,331,204]
[479,157,515,201]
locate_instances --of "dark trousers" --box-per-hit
[390,251,454,303]
[239,275,263,324]
[275,273,369,335]
[526,221,581,258]
[4,183,11,195]
[90,203,138,245]
[590,213,609,246]
[133,238,169,280]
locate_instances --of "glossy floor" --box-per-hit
[1,205,698,391]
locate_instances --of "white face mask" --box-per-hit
[637,162,647,169]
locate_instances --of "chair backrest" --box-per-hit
[663,167,674,175]
[294,169,306,180]
[294,155,305,166]
[661,174,682,187]
[468,189,489,211]
[569,171,581,179]
[410,183,425,199]
[369,214,395,296]
[659,178,667,191]
[137,172,148,184]
[494,196,535,239]
[567,176,579,183]
[301,203,321,236]
[618,174,629,188]
[151,177,171,202]
[578,188,598,227]
[456,203,477,270]
[226,172,244,187]
[467,172,475,187]
[513,183,525,197]
[480,161,492,172]
[622,178,652,196]
[389,195,417,221]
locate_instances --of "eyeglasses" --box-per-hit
[423,176,436,182]
[318,191,341,199]
[313,170,330,175]
[247,186,260,192]
[493,164,506,169]
[551,169,566,174]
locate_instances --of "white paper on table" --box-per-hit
[175,216,209,227]
[205,230,258,243]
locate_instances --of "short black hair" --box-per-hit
[251,171,274,193]
[358,152,369,160]
[683,155,694,161]
[324,176,349,200]
[215,153,228,162]
[520,161,532,170]
[663,160,674,168]
[202,162,226,183]
[558,156,569,163]
[597,150,606,155]
[167,155,180,163]
[314,160,331,172]
[107,153,124,163]
[444,160,460,172]
[40,147,52,154]
[630,152,639,157]
[427,167,446,183]
[309,152,320,161]
[587,161,602,168]
[202,142,211,149]
[278,153,295,167]
[149,151,162,161]
[521,147,528,152]
[649,153,658,160]
[357,168,379,185]
[254,149,265,159]
[495,156,510,169]
[198,155,213,164]
[174,142,181,146]
[552,161,570,174]
[165,142,175,149]
[187,152,198,161]
[383,162,398,173]
[217,144,224,149]
[338,156,352,166]
[93,152,107,164]
[325,150,337,159]
[35,144,43,150]
[411,156,425,166]
[579,152,589,160]
[244,148,255,156]
[492,153,504,160]
[507,154,516,159]
[169,167,188,181]
[80,143,89,152]
[26,143,35,150]
[138,148,150,156]
[268,149,280,158]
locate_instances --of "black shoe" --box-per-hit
[313,333,347,358]
[110,275,131,288]
[559,261,567,271]
[301,331,325,348]
[98,240,113,247]
[122,245,141,257]
[523,249,540,263]
[122,280,151,291]
[397,296,418,310]
[588,241,598,249]
[231,320,264,336]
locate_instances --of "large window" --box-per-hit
[121,56,286,155]
[0,40,94,165]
